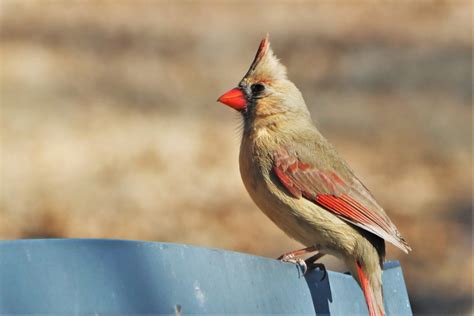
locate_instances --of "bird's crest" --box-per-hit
[243,34,287,82]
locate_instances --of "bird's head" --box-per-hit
[217,35,310,126]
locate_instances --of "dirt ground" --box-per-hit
[1,1,472,314]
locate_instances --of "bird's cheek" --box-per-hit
[217,88,247,111]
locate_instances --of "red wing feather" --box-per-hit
[273,148,411,253]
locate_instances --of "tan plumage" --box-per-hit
[218,35,410,316]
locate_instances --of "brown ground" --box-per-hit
[1,1,472,314]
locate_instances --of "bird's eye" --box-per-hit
[250,83,265,94]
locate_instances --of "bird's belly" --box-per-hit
[240,158,357,256]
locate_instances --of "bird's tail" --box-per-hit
[347,258,385,316]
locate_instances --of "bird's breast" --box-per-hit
[238,133,322,246]
[239,132,271,196]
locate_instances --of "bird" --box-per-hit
[217,35,411,316]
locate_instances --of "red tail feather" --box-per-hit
[355,260,384,316]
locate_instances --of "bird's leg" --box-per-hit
[305,252,327,280]
[277,246,320,275]
[277,245,319,260]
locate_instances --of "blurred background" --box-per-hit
[1,1,472,314]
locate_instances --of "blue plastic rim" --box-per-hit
[0,239,412,315]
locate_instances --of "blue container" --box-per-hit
[0,239,411,315]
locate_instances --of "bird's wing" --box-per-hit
[273,147,411,253]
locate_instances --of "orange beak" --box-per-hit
[217,88,247,111]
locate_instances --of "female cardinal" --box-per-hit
[217,35,411,316]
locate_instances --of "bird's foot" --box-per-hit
[279,254,308,275]
[277,246,328,276]
[277,246,325,276]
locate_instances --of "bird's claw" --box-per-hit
[279,255,309,275]
[278,247,325,277]
[297,258,308,275]
[278,253,295,261]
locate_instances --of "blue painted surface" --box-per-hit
[0,239,412,315]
